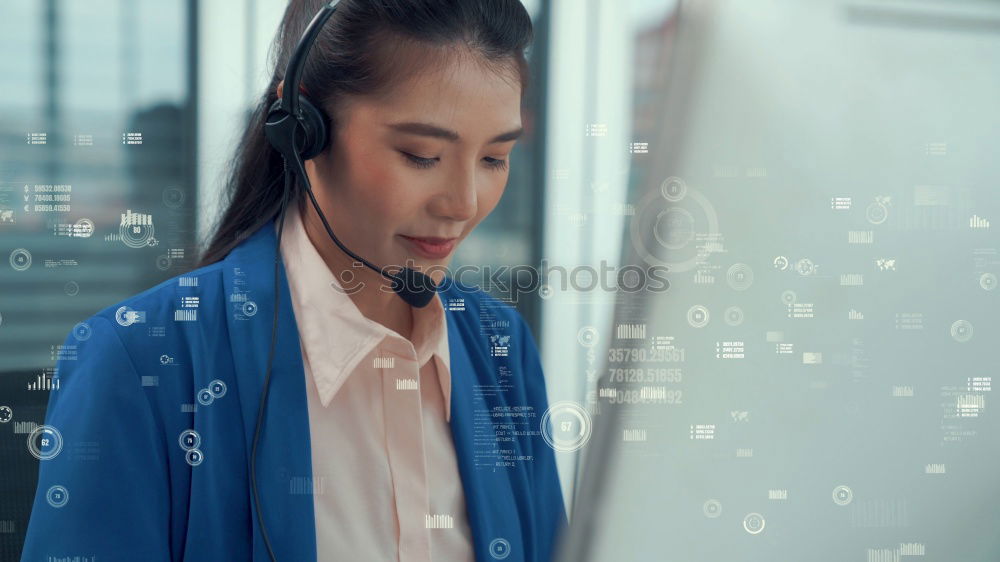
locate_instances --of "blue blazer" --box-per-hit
[21,218,567,562]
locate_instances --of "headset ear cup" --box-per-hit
[263,98,298,161]
[263,96,330,162]
[296,95,330,160]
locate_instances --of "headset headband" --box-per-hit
[281,1,340,118]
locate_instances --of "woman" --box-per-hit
[20,1,566,561]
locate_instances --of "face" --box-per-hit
[301,50,523,283]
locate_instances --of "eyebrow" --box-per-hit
[388,121,523,144]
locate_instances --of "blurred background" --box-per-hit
[2,0,999,560]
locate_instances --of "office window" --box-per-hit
[0,2,195,557]
[0,0,196,371]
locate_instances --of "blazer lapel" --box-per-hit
[444,292,525,561]
[222,219,317,561]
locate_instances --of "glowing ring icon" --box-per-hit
[743,512,765,534]
[179,430,201,451]
[27,425,63,460]
[162,186,186,209]
[156,255,172,271]
[950,320,973,343]
[242,301,258,317]
[119,217,155,249]
[72,322,92,341]
[866,202,888,225]
[115,306,140,327]
[629,186,721,273]
[186,448,204,466]
[979,273,996,291]
[9,248,31,271]
[577,326,598,348]
[703,499,722,518]
[687,305,710,328]
[726,263,754,291]
[197,388,215,406]
[724,306,744,326]
[541,401,592,452]
[660,176,688,202]
[832,485,853,506]
[489,538,512,560]
[74,218,94,238]
[46,485,69,508]
[209,379,227,398]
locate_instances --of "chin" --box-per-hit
[412,256,448,270]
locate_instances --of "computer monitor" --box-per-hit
[559,1,1000,559]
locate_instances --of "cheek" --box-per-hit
[473,176,508,224]
[343,144,403,217]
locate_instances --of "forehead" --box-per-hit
[346,47,523,141]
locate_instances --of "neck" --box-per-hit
[296,196,413,341]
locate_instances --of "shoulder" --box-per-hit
[69,261,229,372]
[55,261,234,419]
[86,261,226,330]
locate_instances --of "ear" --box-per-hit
[276,79,284,99]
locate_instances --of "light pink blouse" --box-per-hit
[277,201,475,562]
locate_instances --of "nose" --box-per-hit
[429,163,478,222]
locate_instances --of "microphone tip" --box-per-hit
[389,267,439,308]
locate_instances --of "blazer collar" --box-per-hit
[275,201,452,420]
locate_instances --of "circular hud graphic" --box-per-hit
[832,485,853,506]
[724,306,744,326]
[9,248,31,271]
[950,320,973,343]
[703,499,722,518]
[162,186,186,209]
[743,513,766,534]
[630,180,721,273]
[540,401,593,453]
[27,425,63,461]
[726,263,754,291]
[980,273,996,291]
[687,305,710,328]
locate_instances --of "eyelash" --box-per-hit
[400,151,508,172]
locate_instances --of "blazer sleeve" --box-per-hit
[517,314,569,562]
[20,314,172,562]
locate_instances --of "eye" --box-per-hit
[399,150,509,172]
[399,151,438,169]
[484,156,508,172]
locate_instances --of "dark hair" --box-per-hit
[195,0,534,268]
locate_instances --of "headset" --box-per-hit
[252,1,439,559]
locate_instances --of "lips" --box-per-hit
[399,235,458,260]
